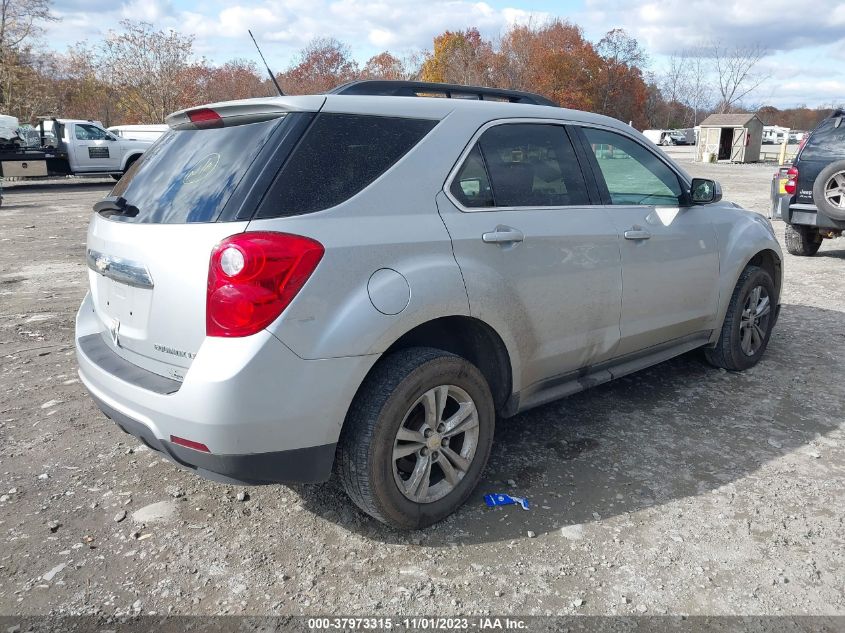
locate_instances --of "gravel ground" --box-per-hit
[0,159,843,618]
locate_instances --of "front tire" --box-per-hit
[785,223,821,256]
[336,347,495,529]
[705,266,776,371]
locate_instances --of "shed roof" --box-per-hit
[699,113,761,127]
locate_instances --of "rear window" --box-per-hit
[110,117,284,223]
[801,116,845,161]
[256,113,437,218]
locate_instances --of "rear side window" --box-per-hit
[801,116,845,160]
[256,114,437,218]
[450,146,494,207]
[111,117,284,224]
[451,123,589,208]
[582,127,683,206]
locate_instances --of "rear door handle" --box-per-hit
[482,226,524,244]
[623,227,651,240]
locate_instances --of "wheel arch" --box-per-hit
[711,246,782,347]
[745,248,782,300]
[361,315,514,416]
[121,151,143,171]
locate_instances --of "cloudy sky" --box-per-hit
[44,0,845,108]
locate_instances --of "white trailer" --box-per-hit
[107,124,168,142]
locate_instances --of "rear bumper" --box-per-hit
[786,203,845,230]
[75,292,379,484]
[92,392,336,484]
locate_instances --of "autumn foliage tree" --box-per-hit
[494,20,601,110]
[278,37,359,94]
[46,44,113,122]
[362,52,410,80]
[9,12,820,131]
[185,59,269,104]
[99,21,197,123]
[0,0,57,119]
[594,28,649,127]
[419,28,493,85]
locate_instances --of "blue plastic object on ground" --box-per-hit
[484,493,530,510]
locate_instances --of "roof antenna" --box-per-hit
[248,29,284,96]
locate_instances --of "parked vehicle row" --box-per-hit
[75,80,782,529]
[643,128,691,146]
[0,118,157,182]
[107,124,168,142]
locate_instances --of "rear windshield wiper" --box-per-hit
[93,196,140,218]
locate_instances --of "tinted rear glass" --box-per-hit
[801,116,845,160]
[110,117,284,223]
[256,113,437,218]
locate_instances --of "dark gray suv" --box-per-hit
[781,109,845,255]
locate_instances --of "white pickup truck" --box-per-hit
[0,118,156,181]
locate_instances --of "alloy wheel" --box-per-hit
[739,285,771,356]
[392,385,480,503]
[824,170,845,210]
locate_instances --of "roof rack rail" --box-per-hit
[328,80,557,107]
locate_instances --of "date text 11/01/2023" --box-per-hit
[307,617,528,630]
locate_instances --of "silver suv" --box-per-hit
[75,80,783,529]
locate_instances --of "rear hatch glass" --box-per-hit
[86,116,288,380]
[800,116,845,161]
[110,117,285,223]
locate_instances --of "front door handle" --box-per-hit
[482,225,524,244]
[623,227,651,240]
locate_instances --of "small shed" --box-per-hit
[696,113,764,163]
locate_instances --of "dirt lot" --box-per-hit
[0,161,843,618]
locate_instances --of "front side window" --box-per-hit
[451,123,589,208]
[257,114,437,218]
[582,127,683,206]
[75,124,109,141]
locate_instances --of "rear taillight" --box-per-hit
[207,232,324,337]
[785,166,798,195]
[187,108,223,129]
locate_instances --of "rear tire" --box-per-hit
[336,347,495,530]
[705,266,776,371]
[785,223,821,256]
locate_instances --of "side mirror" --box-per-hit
[690,178,722,204]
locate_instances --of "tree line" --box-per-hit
[0,0,835,132]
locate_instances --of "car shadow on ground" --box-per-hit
[295,303,844,545]
[2,179,114,195]
[816,246,845,259]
